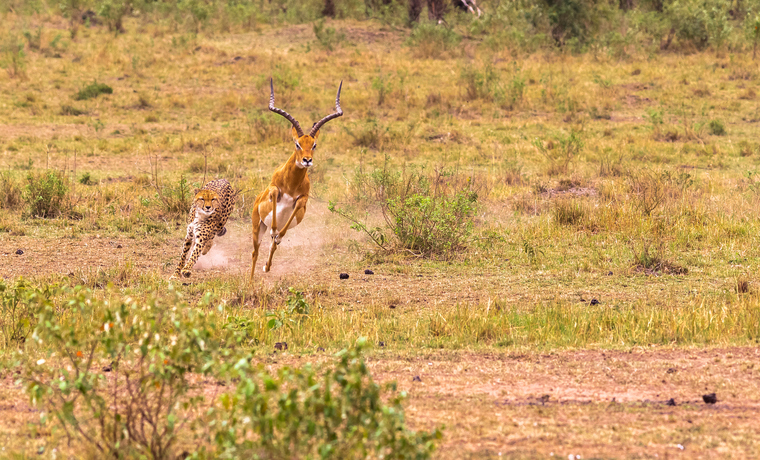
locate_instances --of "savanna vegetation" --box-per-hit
[1,0,760,458]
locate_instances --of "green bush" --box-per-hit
[666,0,732,50]
[74,81,113,100]
[20,286,440,459]
[0,279,50,349]
[330,167,479,257]
[23,170,69,218]
[210,337,442,459]
[23,287,222,459]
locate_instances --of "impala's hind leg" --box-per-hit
[250,204,267,283]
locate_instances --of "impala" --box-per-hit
[249,78,343,281]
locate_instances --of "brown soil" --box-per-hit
[4,347,760,458]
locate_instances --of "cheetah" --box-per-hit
[172,179,234,278]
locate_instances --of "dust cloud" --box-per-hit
[193,205,335,278]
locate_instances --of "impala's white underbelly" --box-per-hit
[262,193,300,231]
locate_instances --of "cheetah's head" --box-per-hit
[193,189,220,218]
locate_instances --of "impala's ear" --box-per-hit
[291,126,300,142]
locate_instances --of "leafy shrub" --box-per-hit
[330,167,479,257]
[708,119,726,135]
[0,279,49,349]
[313,19,345,51]
[666,0,732,50]
[23,287,221,459]
[0,172,23,211]
[96,0,132,32]
[21,285,440,459]
[210,337,442,459]
[74,81,113,100]
[152,175,193,219]
[23,170,69,218]
[0,33,26,79]
[532,128,585,175]
[406,22,461,59]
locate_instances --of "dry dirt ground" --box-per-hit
[2,348,759,458]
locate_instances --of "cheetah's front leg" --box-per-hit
[181,236,206,278]
[172,227,194,278]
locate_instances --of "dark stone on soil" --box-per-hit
[339,273,349,280]
[412,375,422,382]
[702,393,717,404]
[364,269,374,275]
[667,368,677,374]
[607,271,613,276]
[116,244,123,249]
[666,398,677,406]
[378,341,385,347]
[102,364,112,372]
[317,347,325,352]
[15,249,23,255]
[389,305,396,309]
[274,342,288,351]
[590,298,599,305]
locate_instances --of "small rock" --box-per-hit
[274,342,288,351]
[667,368,677,374]
[378,341,385,347]
[364,269,374,275]
[15,249,23,255]
[590,298,599,305]
[102,364,112,372]
[339,273,349,280]
[389,305,396,309]
[666,398,677,406]
[317,347,325,352]
[702,393,717,404]
[116,244,122,249]
[607,271,613,276]
[412,375,422,382]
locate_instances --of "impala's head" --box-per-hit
[268,77,343,170]
[193,189,220,218]
[292,127,319,169]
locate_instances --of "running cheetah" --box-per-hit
[173,179,234,278]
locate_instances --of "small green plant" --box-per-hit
[532,128,585,176]
[74,81,113,100]
[0,34,26,79]
[372,73,393,106]
[210,338,442,459]
[552,199,587,226]
[312,19,345,51]
[79,172,94,185]
[96,0,132,33]
[0,279,49,349]
[708,119,726,135]
[266,288,311,331]
[23,170,69,218]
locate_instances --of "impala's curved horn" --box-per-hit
[268,78,304,137]
[309,80,343,137]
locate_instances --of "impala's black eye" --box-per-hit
[295,142,302,150]
[312,143,317,150]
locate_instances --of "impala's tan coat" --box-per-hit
[250,79,342,281]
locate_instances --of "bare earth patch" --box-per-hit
[3,348,760,457]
